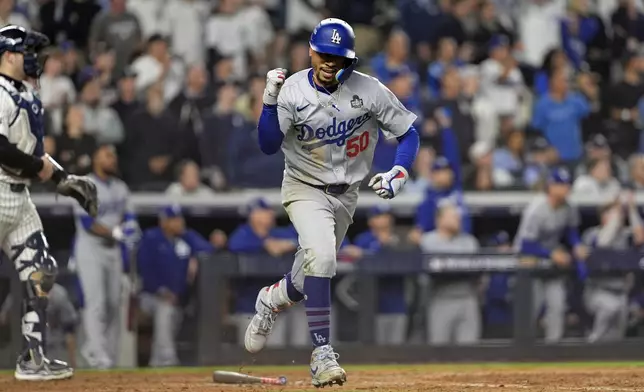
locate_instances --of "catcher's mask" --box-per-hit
[0,25,50,78]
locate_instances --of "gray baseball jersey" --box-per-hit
[73,173,132,245]
[583,226,630,291]
[513,194,580,252]
[276,69,417,186]
[73,173,131,368]
[420,231,480,297]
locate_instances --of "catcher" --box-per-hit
[0,25,97,381]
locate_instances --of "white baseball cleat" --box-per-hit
[244,286,281,353]
[310,344,347,388]
[14,354,73,381]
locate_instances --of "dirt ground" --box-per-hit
[1,364,644,392]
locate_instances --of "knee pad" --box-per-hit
[13,231,57,296]
[302,247,337,278]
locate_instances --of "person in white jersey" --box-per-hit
[0,25,97,381]
[245,18,420,387]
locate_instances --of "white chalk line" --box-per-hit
[444,382,640,391]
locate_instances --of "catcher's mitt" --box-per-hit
[56,175,98,217]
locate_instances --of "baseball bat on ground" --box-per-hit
[212,371,287,385]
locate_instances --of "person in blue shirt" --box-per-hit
[410,125,471,244]
[427,37,464,97]
[531,67,591,164]
[228,198,299,348]
[354,205,408,345]
[137,205,214,367]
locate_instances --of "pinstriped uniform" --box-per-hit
[0,77,46,282]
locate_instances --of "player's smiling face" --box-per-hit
[310,49,344,87]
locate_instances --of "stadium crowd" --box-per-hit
[5,0,644,368]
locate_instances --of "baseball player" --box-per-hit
[0,25,97,381]
[420,203,481,345]
[582,193,644,342]
[245,18,420,387]
[73,144,138,369]
[514,167,588,342]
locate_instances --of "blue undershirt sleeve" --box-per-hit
[394,126,420,173]
[257,104,285,155]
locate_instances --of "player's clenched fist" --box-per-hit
[263,68,287,105]
[368,165,409,199]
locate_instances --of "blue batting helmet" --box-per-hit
[548,167,572,185]
[0,25,50,78]
[309,18,359,83]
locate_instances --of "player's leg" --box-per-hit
[104,249,123,364]
[150,295,181,366]
[8,197,73,380]
[543,278,566,342]
[428,294,454,345]
[455,294,481,344]
[588,289,621,342]
[75,245,111,368]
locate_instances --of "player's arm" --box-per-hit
[368,80,419,199]
[257,68,289,155]
[517,204,553,258]
[0,93,49,178]
[565,206,589,260]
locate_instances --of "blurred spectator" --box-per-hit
[572,157,622,198]
[61,42,84,86]
[209,228,228,249]
[40,49,76,136]
[0,0,29,28]
[461,67,498,144]
[201,83,243,191]
[91,43,118,105]
[471,0,516,63]
[370,29,421,118]
[111,68,141,126]
[560,0,604,70]
[428,70,475,162]
[131,34,184,103]
[397,0,443,62]
[227,97,285,189]
[606,52,644,158]
[436,0,473,45]
[288,40,311,73]
[127,0,166,38]
[89,0,142,76]
[427,37,462,97]
[524,136,557,190]
[235,74,264,120]
[228,198,299,347]
[39,0,101,50]
[354,205,409,345]
[284,0,325,36]
[0,283,78,368]
[78,73,125,145]
[168,63,214,164]
[611,0,644,59]
[582,195,643,342]
[531,67,590,164]
[492,130,525,188]
[576,134,630,183]
[238,0,275,71]
[404,145,435,194]
[54,105,98,176]
[161,0,209,66]
[629,153,644,189]
[420,203,481,345]
[467,140,495,190]
[518,0,567,68]
[534,48,572,97]
[165,160,215,197]
[123,83,178,189]
[411,124,472,242]
[479,35,526,119]
[138,205,215,366]
[206,0,248,81]
[325,0,380,57]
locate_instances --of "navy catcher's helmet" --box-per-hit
[0,25,50,78]
[309,18,358,83]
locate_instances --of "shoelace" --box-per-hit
[314,347,340,366]
[256,301,278,336]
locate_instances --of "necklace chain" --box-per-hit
[312,79,342,112]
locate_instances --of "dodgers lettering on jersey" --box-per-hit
[513,194,580,252]
[74,174,132,244]
[0,77,45,184]
[276,69,417,185]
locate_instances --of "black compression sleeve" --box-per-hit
[0,135,43,177]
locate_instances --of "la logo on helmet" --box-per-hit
[331,29,341,44]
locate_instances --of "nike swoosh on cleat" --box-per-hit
[296,104,310,112]
[311,366,318,375]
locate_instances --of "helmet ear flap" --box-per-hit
[335,57,358,84]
